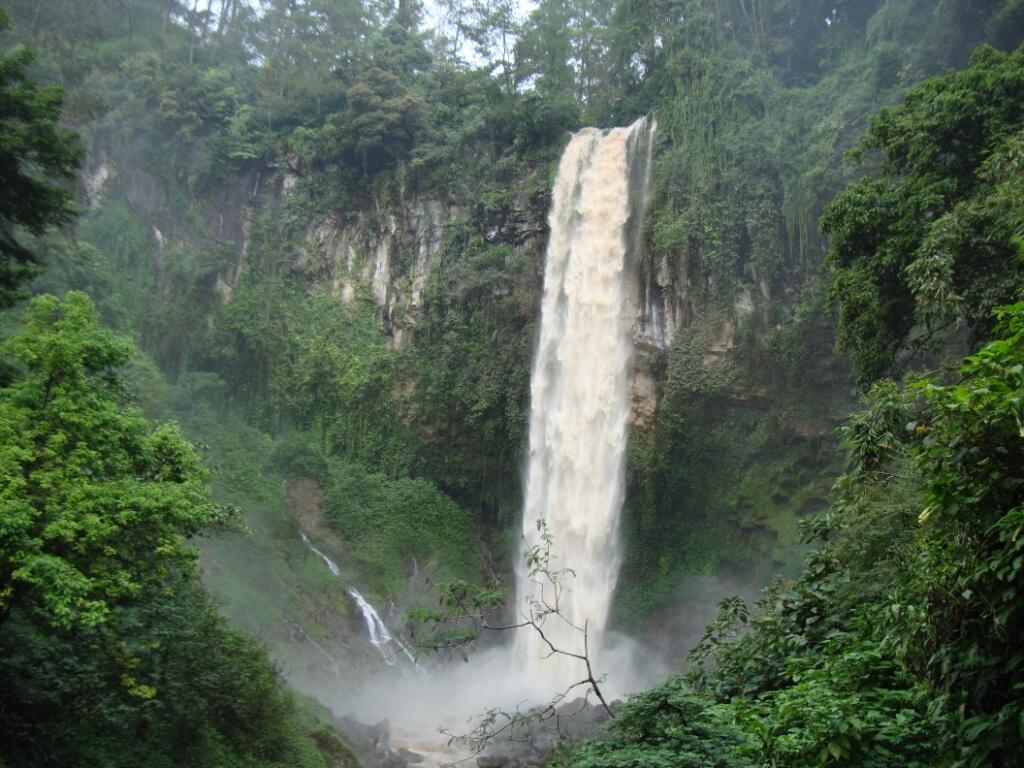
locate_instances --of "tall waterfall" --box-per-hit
[514,117,656,693]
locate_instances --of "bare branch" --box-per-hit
[413,519,616,764]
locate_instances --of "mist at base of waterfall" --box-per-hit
[284,570,759,758]
[302,630,669,746]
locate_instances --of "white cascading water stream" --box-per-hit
[302,531,341,576]
[514,117,656,695]
[299,532,423,672]
[347,586,421,670]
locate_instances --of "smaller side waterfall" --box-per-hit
[301,532,340,576]
[299,532,423,673]
[347,588,420,669]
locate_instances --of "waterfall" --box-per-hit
[514,117,656,694]
[301,531,340,576]
[299,532,423,673]
[348,587,422,670]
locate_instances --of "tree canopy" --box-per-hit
[0,292,333,767]
[0,291,222,628]
[824,44,1024,384]
[0,9,81,306]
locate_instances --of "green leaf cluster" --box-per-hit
[0,292,333,767]
[825,44,1024,384]
[0,292,221,628]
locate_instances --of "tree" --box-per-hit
[823,44,1024,384]
[0,291,222,630]
[514,0,581,101]
[255,0,371,120]
[345,63,427,174]
[0,10,83,307]
[0,291,337,767]
[435,0,519,86]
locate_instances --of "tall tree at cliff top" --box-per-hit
[255,0,378,122]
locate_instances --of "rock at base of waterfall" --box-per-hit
[334,715,427,768]
[475,698,615,768]
[334,715,401,768]
[396,747,425,763]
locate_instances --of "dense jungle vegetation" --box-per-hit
[0,0,1022,766]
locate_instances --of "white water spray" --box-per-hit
[514,117,656,695]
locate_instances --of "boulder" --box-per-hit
[396,748,425,764]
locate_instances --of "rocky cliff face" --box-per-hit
[304,198,455,347]
[86,133,772,434]
[277,182,678,429]
[283,184,770,433]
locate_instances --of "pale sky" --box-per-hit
[425,0,538,27]
[229,0,538,25]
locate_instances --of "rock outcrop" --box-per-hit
[475,698,615,768]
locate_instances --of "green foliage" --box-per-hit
[160,382,361,685]
[346,64,428,175]
[0,291,331,768]
[28,233,128,330]
[0,9,82,306]
[3,8,1022,767]
[663,312,738,398]
[408,214,538,524]
[605,302,1024,768]
[736,627,948,767]
[320,460,483,597]
[270,432,330,485]
[208,278,412,470]
[608,0,1023,625]
[553,679,756,768]
[0,292,223,628]
[824,44,1024,384]
[17,0,993,599]
[589,33,1024,754]
[896,301,1024,766]
[616,356,842,627]
[0,578,331,768]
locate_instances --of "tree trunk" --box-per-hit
[217,0,230,36]
[188,0,199,64]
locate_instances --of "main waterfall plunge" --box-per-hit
[515,117,656,694]
[317,121,656,734]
